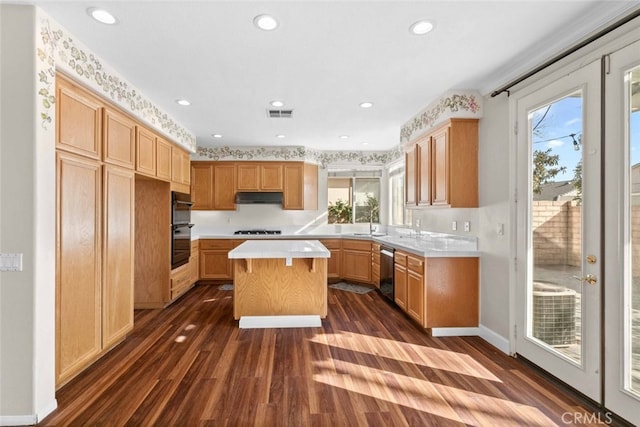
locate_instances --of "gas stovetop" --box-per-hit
[233,229,282,235]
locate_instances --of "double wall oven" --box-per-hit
[171,191,194,269]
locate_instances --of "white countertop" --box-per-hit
[228,239,331,259]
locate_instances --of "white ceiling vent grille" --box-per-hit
[267,109,293,118]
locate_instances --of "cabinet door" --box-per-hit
[191,163,214,210]
[261,163,283,191]
[136,126,156,176]
[200,250,233,280]
[155,138,172,181]
[181,151,191,186]
[283,163,304,209]
[56,77,102,159]
[236,164,260,191]
[407,270,425,326]
[102,165,135,349]
[320,239,341,280]
[56,152,102,385]
[431,127,450,206]
[341,250,371,282]
[405,146,417,206]
[103,107,135,169]
[394,263,407,310]
[417,136,432,206]
[171,146,183,185]
[213,164,237,210]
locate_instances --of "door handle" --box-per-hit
[572,274,597,285]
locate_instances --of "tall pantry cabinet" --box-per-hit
[55,75,135,387]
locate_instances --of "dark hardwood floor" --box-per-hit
[40,284,608,426]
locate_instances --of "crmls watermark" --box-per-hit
[561,411,613,425]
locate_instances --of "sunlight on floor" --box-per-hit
[309,331,501,382]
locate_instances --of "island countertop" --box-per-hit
[228,240,330,260]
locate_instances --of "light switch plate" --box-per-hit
[464,221,470,232]
[452,221,457,231]
[0,253,23,272]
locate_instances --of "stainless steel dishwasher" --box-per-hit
[379,245,395,303]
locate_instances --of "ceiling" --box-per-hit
[32,1,640,151]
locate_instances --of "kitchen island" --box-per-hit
[228,240,330,328]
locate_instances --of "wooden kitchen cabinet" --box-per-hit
[155,138,173,181]
[135,126,157,176]
[393,252,407,311]
[371,242,381,288]
[200,239,237,280]
[406,255,425,325]
[171,146,191,194]
[189,240,199,284]
[405,145,417,206]
[191,163,214,209]
[213,164,236,210]
[236,162,283,191]
[405,118,478,208]
[56,75,102,160]
[103,107,135,169]
[102,164,135,349]
[320,239,342,281]
[341,239,371,283]
[56,151,102,387]
[283,162,318,210]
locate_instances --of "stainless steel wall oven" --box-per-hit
[171,191,193,269]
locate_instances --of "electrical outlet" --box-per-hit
[464,221,470,232]
[415,219,421,228]
[0,253,23,272]
[452,221,457,231]
[497,223,504,236]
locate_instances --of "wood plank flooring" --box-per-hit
[40,284,609,426]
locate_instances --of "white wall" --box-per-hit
[0,5,57,424]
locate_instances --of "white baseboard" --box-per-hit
[0,415,37,426]
[239,315,322,329]
[431,327,480,337]
[478,324,510,354]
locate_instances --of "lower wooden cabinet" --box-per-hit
[371,243,381,288]
[320,239,342,281]
[341,239,372,283]
[393,250,478,328]
[199,239,238,280]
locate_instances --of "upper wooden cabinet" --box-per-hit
[171,146,191,193]
[56,76,102,160]
[213,164,236,210]
[405,118,478,208]
[283,162,318,210]
[237,163,283,192]
[135,126,157,176]
[103,107,136,169]
[191,161,317,211]
[155,138,173,181]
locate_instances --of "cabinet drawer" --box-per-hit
[407,255,424,274]
[395,252,407,267]
[342,239,371,251]
[199,239,236,250]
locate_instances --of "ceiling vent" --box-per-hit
[267,109,293,118]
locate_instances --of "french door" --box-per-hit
[514,59,602,401]
[603,39,640,425]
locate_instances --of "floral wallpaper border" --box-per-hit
[195,145,404,168]
[36,14,196,152]
[400,91,482,142]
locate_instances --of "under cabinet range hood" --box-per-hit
[234,192,283,205]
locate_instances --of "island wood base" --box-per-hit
[233,258,328,320]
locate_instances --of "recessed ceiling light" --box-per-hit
[87,7,117,25]
[212,134,223,139]
[359,102,374,109]
[339,135,349,139]
[276,134,286,139]
[362,142,369,146]
[176,99,191,106]
[254,14,279,31]
[270,100,284,107]
[409,20,434,35]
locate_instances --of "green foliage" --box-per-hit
[532,148,567,194]
[328,199,352,224]
[355,193,379,223]
[571,160,582,204]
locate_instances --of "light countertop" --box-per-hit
[228,239,331,259]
